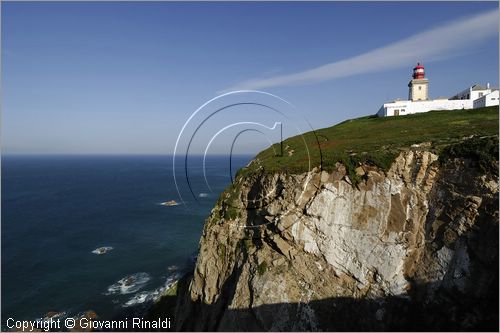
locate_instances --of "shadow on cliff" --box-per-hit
[144,268,499,332]
[143,195,500,332]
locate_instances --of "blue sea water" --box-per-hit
[1,155,252,323]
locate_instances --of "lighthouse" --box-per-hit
[377,63,497,117]
[408,62,429,101]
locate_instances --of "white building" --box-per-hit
[450,84,494,101]
[473,90,499,108]
[377,63,498,117]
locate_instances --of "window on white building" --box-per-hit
[479,92,484,97]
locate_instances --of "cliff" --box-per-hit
[151,108,499,331]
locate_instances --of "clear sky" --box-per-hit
[2,1,498,155]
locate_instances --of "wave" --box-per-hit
[122,272,180,308]
[43,311,67,321]
[104,272,150,295]
[122,291,156,307]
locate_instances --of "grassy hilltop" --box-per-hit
[236,106,499,181]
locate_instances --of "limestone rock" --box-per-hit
[171,150,499,331]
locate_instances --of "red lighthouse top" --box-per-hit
[412,62,425,79]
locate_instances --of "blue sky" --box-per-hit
[2,2,498,155]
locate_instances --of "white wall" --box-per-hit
[409,79,429,101]
[379,99,473,117]
[377,84,496,117]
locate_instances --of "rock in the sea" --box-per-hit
[124,277,135,287]
[70,311,98,332]
[91,246,113,255]
[43,311,66,320]
[161,200,179,206]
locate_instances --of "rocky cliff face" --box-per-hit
[172,145,498,331]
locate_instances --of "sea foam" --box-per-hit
[104,272,151,295]
[122,272,180,307]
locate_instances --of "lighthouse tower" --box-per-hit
[408,63,429,101]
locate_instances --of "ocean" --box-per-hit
[1,155,252,323]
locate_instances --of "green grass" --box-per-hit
[223,183,241,220]
[237,106,498,179]
[257,261,268,275]
[218,244,227,262]
[163,281,178,297]
[439,136,499,176]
